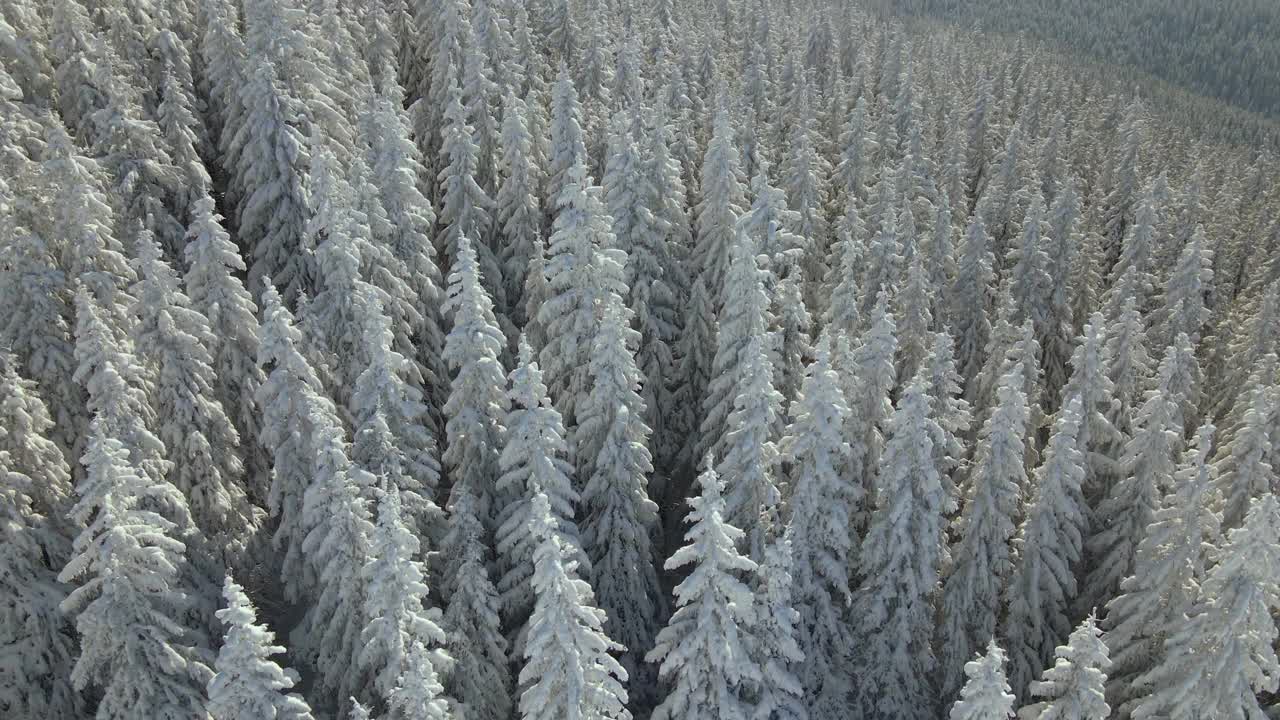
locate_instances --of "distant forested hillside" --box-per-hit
[876,0,1280,119]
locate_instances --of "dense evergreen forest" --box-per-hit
[2,0,1280,719]
[877,0,1280,121]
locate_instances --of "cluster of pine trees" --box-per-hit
[2,0,1279,719]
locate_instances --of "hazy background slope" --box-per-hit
[872,0,1280,120]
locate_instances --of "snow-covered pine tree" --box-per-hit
[573,0,612,164]
[1013,319,1047,469]
[544,0,579,67]
[41,123,135,342]
[950,641,1016,720]
[939,113,970,226]
[603,112,681,473]
[963,75,994,202]
[442,233,509,529]
[1215,373,1277,530]
[79,275,231,624]
[899,114,940,242]
[256,280,334,599]
[333,149,407,352]
[362,69,448,419]
[700,223,773,471]
[440,482,512,720]
[521,230,553,353]
[413,0,466,178]
[648,457,763,720]
[642,97,694,310]
[60,420,213,720]
[518,490,630,720]
[438,75,501,305]
[1158,163,1208,278]
[1103,423,1220,719]
[1207,280,1279,422]
[1103,187,1158,315]
[234,57,310,303]
[952,212,997,389]
[1154,224,1213,352]
[719,327,787,561]
[0,175,81,460]
[0,426,80,719]
[895,250,936,383]
[461,12,501,196]
[156,59,212,220]
[1165,332,1205,438]
[72,287,174,521]
[852,374,948,720]
[0,355,75,561]
[497,89,544,325]
[976,120,1029,259]
[824,196,865,339]
[753,534,808,720]
[351,300,443,537]
[784,73,832,302]
[0,0,51,107]
[239,0,355,167]
[1060,314,1124,516]
[293,387,378,705]
[1208,328,1277,453]
[611,32,643,115]
[924,186,958,329]
[208,576,317,720]
[494,337,582,639]
[472,0,516,94]
[578,293,663,668]
[737,157,809,399]
[666,266,714,482]
[1018,614,1111,720]
[782,335,856,714]
[538,158,622,432]
[694,108,749,307]
[835,95,875,209]
[939,361,1028,700]
[925,331,974,512]
[546,64,588,212]
[347,172,426,426]
[1002,396,1088,701]
[1082,341,1188,615]
[1041,175,1083,411]
[1128,493,1280,720]
[701,231,787,558]
[131,229,260,562]
[1102,271,1154,438]
[73,56,186,263]
[840,291,898,532]
[1006,190,1054,380]
[199,0,248,178]
[182,195,270,501]
[358,489,450,720]
[970,289,1021,416]
[661,68,701,219]
[868,61,898,140]
[860,182,903,322]
[49,0,105,142]
[290,0,366,130]
[1098,98,1142,273]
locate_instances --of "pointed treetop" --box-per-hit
[208,575,317,720]
[1018,614,1111,720]
[951,641,1016,720]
